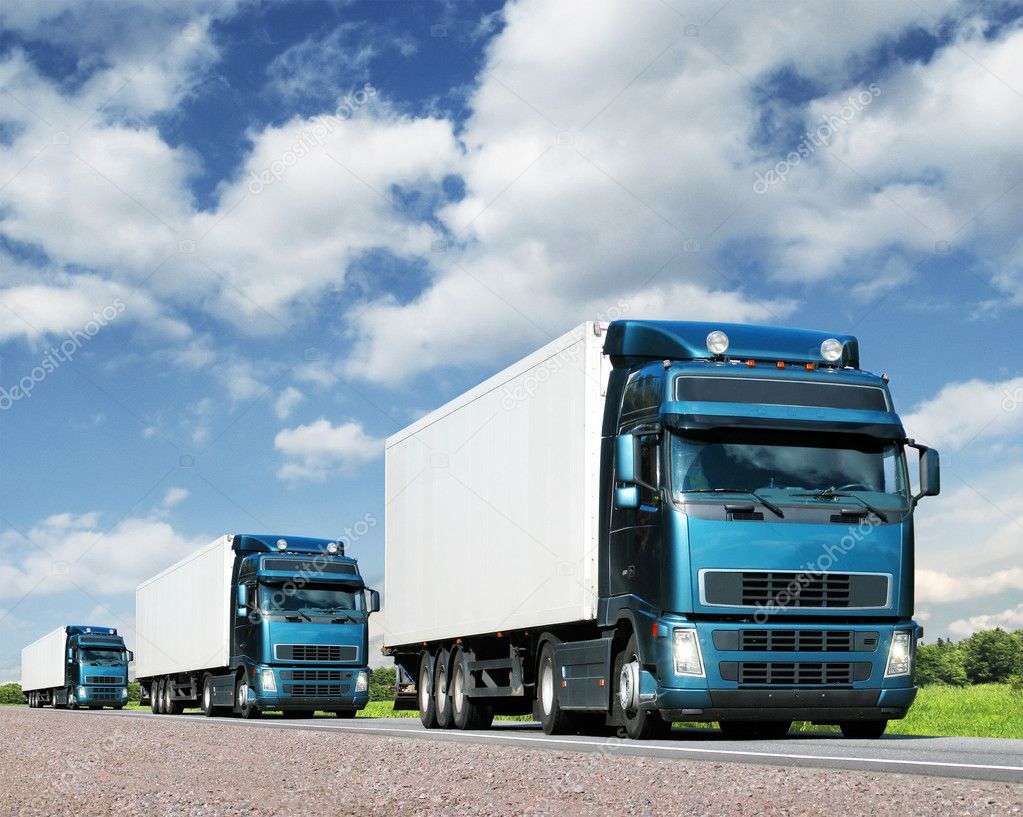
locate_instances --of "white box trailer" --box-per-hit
[384,322,609,648]
[21,626,67,692]
[135,535,234,679]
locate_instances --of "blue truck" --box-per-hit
[22,625,131,710]
[135,534,379,718]
[383,320,939,739]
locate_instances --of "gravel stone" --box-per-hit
[2,709,1022,817]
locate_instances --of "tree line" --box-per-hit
[916,628,1022,687]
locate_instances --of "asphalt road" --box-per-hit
[64,708,1023,784]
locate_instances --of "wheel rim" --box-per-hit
[238,681,249,710]
[203,682,211,710]
[434,664,447,714]
[619,656,640,713]
[540,662,554,716]
[452,664,464,716]
[419,661,431,711]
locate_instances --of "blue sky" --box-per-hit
[1,0,1023,680]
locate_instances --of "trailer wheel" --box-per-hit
[613,635,671,740]
[434,648,454,729]
[163,677,183,715]
[236,675,260,719]
[840,720,887,739]
[534,642,572,735]
[451,651,492,730]
[150,681,161,714]
[418,652,438,729]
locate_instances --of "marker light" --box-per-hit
[326,542,339,555]
[820,338,844,362]
[886,631,913,677]
[672,628,705,677]
[276,539,288,551]
[706,330,729,356]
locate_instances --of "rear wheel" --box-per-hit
[150,681,161,714]
[535,642,571,735]
[236,675,260,719]
[434,649,454,729]
[840,720,888,739]
[418,652,438,728]
[451,651,492,730]
[613,635,671,741]
[163,677,183,715]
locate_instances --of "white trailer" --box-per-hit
[384,322,608,648]
[135,535,234,680]
[21,626,68,692]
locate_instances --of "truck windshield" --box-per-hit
[670,429,909,510]
[78,648,126,666]
[259,583,363,616]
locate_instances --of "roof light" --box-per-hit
[706,330,729,356]
[820,338,844,362]
[276,538,288,551]
[746,359,756,367]
[326,542,339,555]
[776,361,785,368]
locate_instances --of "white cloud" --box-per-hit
[0,512,204,601]
[274,386,304,420]
[274,418,384,481]
[902,376,1023,449]
[160,487,189,510]
[916,566,1023,604]
[949,603,1023,638]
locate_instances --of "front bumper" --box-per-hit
[249,664,371,712]
[76,686,129,706]
[646,618,919,723]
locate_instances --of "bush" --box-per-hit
[0,683,24,705]
[1008,674,1023,694]
[128,681,141,703]
[960,629,1023,685]
[369,667,395,702]
[915,640,968,686]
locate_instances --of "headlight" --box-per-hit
[820,338,844,362]
[261,668,277,692]
[885,631,913,677]
[77,686,86,697]
[355,670,369,692]
[121,688,129,698]
[673,628,705,677]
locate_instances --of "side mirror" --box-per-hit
[237,583,248,607]
[615,434,637,484]
[915,446,940,502]
[67,648,73,659]
[368,589,381,613]
[127,651,135,663]
[615,485,640,509]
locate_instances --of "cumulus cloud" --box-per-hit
[917,566,1023,604]
[902,376,1023,450]
[949,603,1023,638]
[0,512,205,601]
[274,418,384,480]
[159,487,190,510]
[273,386,304,420]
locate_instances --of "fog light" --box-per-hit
[706,330,729,356]
[355,670,369,692]
[261,668,277,692]
[673,628,705,677]
[885,631,912,677]
[820,338,844,362]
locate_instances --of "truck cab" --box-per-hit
[602,320,939,738]
[41,626,130,710]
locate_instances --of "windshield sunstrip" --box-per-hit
[675,376,890,412]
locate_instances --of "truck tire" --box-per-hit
[418,652,438,729]
[236,675,260,719]
[840,720,888,739]
[150,681,161,714]
[202,675,225,718]
[535,642,572,735]
[613,635,671,741]
[451,650,492,730]
[163,678,183,715]
[67,687,79,710]
[434,648,454,729]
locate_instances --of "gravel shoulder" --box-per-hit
[2,708,1022,817]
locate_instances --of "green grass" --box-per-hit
[15,685,1021,739]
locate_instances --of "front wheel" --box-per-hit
[613,635,671,740]
[236,675,260,719]
[67,688,79,711]
[840,720,888,739]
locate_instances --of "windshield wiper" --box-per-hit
[683,488,784,518]
[793,488,888,523]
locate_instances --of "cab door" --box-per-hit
[609,431,662,600]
